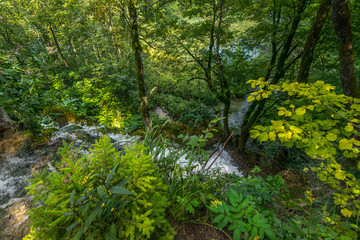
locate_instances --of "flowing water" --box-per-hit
[220,96,251,130]
[0,122,242,213]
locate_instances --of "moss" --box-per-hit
[30,135,49,149]
[130,129,145,138]
[43,105,82,126]
[156,122,223,145]
[41,127,58,136]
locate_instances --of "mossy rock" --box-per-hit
[130,129,145,138]
[41,127,58,136]
[30,135,49,149]
[43,105,82,126]
[159,122,223,145]
[0,131,33,155]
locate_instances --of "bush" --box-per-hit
[24,136,175,240]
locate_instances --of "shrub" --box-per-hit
[247,79,360,239]
[24,136,174,240]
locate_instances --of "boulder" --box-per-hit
[0,108,13,132]
[0,196,31,240]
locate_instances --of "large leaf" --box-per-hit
[66,222,80,232]
[84,202,103,232]
[105,163,119,188]
[109,186,134,195]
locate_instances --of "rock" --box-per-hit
[0,132,32,155]
[155,107,172,119]
[0,196,31,240]
[0,108,13,137]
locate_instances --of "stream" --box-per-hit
[0,122,242,210]
[0,98,248,238]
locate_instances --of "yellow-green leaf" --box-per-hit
[250,130,260,139]
[258,132,269,142]
[295,108,306,116]
[339,139,353,150]
[247,95,255,102]
[341,208,353,218]
[307,105,314,111]
[335,171,346,180]
[262,92,269,98]
[344,124,354,132]
[269,131,276,141]
[326,133,337,142]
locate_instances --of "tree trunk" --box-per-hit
[49,23,70,69]
[332,0,360,98]
[222,98,230,138]
[128,0,151,129]
[297,0,331,83]
[215,0,231,138]
[238,0,307,152]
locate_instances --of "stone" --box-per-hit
[0,107,13,132]
[0,196,32,240]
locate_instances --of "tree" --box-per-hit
[297,0,332,83]
[127,0,151,129]
[162,0,248,138]
[332,0,360,98]
[238,0,307,152]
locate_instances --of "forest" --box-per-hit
[1,0,360,239]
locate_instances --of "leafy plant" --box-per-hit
[208,188,276,240]
[248,79,360,239]
[143,121,230,221]
[24,136,174,240]
[231,166,287,206]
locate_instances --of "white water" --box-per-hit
[0,122,241,209]
[0,155,38,208]
[220,97,251,130]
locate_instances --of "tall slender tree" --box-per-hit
[332,0,360,98]
[127,0,151,129]
[297,0,331,83]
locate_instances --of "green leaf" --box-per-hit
[208,206,220,213]
[295,107,306,116]
[345,125,354,132]
[213,214,224,223]
[265,229,277,240]
[84,202,102,232]
[339,139,353,150]
[335,171,346,180]
[233,228,241,240]
[205,132,213,138]
[73,226,85,240]
[66,222,80,232]
[247,95,256,102]
[104,231,117,240]
[218,216,229,229]
[259,228,264,239]
[63,212,75,216]
[97,186,107,199]
[70,189,76,207]
[86,229,100,240]
[326,133,337,142]
[250,130,260,139]
[251,226,258,240]
[258,132,268,142]
[106,163,119,188]
[109,186,134,195]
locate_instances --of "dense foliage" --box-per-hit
[25,137,174,240]
[1,0,360,239]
